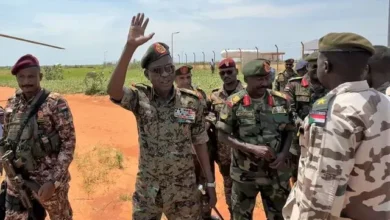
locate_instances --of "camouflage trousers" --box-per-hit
[132,170,201,220]
[215,142,232,214]
[5,182,72,220]
[231,176,290,220]
[289,135,301,179]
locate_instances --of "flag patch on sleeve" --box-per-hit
[309,111,327,126]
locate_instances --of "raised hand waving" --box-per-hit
[127,13,155,46]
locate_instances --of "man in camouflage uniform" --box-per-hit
[283,32,390,220]
[284,52,328,183]
[294,60,308,77]
[216,59,295,220]
[1,54,75,220]
[367,45,390,94]
[207,57,244,216]
[107,13,216,219]
[274,59,298,92]
[174,65,219,220]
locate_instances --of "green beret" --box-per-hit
[243,59,271,77]
[175,65,193,76]
[304,51,319,62]
[140,42,170,69]
[319,32,375,56]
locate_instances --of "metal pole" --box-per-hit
[185,53,187,64]
[193,52,196,64]
[171,31,180,62]
[275,44,279,72]
[255,47,258,58]
[0,33,65,50]
[301,42,304,58]
[238,48,242,71]
[178,54,180,64]
[202,52,205,69]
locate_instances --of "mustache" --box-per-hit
[22,85,33,87]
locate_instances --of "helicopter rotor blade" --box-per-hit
[0,33,65,50]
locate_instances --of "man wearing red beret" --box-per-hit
[1,54,75,219]
[274,58,298,92]
[206,57,245,217]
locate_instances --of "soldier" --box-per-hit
[0,106,4,138]
[1,54,75,220]
[283,32,390,220]
[284,52,328,184]
[207,57,244,216]
[106,13,216,219]
[216,59,295,220]
[174,65,219,220]
[274,58,298,92]
[294,60,308,77]
[366,45,390,94]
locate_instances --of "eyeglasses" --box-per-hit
[147,64,175,76]
[219,70,234,76]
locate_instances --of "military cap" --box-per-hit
[175,64,193,75]
[140,42,170,69]
[285,58,294,64]
[304,51,319,62]
[242,59,271,77]
[295,60,308,71]
[11,54,39,75]
[318,32,375,56]
[219,58,236,69]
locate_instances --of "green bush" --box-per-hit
[43,64,64,80]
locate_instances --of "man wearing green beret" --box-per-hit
[216,59,295,220]
[274,58,298,92]
[283,51,328,186]
[283,32,390,220]
[174,64,220,220]
[107,13,216,219]
[366,45,390,95]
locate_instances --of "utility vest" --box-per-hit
[289,76,312,119]
[3,91,61,172]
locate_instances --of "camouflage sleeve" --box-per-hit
[284,82,297,114]
[51,98,76,183]
[295,106,360,219]
[191,99,209,145]
[215,100,236,134]
[110,86,139,112]
[2,99,14,137]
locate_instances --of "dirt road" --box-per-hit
[0,87,266,220]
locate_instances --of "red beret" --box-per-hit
[11,54,40,75]
[285,58,294,64]
[219,58,236,69]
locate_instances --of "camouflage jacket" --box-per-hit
[111,84,208,183]
[216,89,294,185]
[2,89,75,186]
[284,74,328,122]
[376,81,390,94]
[283,81,390,220]
[274,70,298,92]
[191,84,210,116]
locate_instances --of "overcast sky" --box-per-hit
[0,0,388,66]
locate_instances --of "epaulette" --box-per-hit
[269,90,289,100]
[288,76,303,82]
[311,93,335,112]
[227,90,247,106]
[131,83,151,91]
[179,88,200,99]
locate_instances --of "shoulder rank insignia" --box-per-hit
[232,95,241,104]
[288,76,303,82]
[270,90,288,100]
[179,88,199,99]
[277,74,285,82]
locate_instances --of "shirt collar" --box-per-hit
[328,80,369,96]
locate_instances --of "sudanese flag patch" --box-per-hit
[309,111,327,127]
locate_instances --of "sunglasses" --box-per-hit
[219,70,234,76]
[147,64,175,76]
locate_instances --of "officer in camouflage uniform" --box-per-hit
[207,58,244,216]
[216,59,295,220]
[274,59,298,92]
[283,32,390,220]
[294,60,308,77]
[284,52,328,182]
[366,45,390,94]
[1,54,75,220]
[107,13,216,219]
[174,65,219,220]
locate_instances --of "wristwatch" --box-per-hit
[206,182,216,188]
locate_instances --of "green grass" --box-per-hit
[0,64,246,95]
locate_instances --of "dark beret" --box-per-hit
[304,51,319,62]
[318,32,375,56]
[140,42,170,69]
[175,65,193,76]
[295,60,308,71]
[218,58,236,69]
[285,59,294,64]
[243,59,271,77]
[11,54,39,75]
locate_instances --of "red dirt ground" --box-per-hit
[0,87,266,220]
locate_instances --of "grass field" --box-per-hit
[0,62,285,96]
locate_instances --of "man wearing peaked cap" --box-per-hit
[2,54,75,220]
[274,58,299,92]
[174,64,220,220]
[283,32,390,220]
[205,57,245,217]
[216,59,295,219]
[107,13,216,219]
